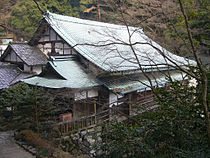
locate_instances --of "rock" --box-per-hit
[96,149,103,156]
[90,149,96,154]
[97,137,102,142]
[87,128,95,133]
[80,131,87,138]
[83,139,90,147]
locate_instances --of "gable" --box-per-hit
[1,42,48,66]
[30,20,106,75]
[30,22,76,55]
[3,49,23,63]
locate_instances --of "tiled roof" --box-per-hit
[10,72,35,86]
[40,11,195,72]
[99,70,186,94]
[23,56,100,89]
[0,63,34,89]
[1,42,48,66]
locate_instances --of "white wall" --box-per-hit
[32,66,42,74]
[75,91,87,101]
[55,43,63,54]
[109,92,124,107]
[109,93,118,107]
[74,89,98,101]
[38,26,75,55]
[88,89,98,98]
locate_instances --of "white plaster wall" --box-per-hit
[75,91,87,101]
[38,44,43,51]
[43,43,51,54]
[55,43,63,54]
[88,89,98,98]
[64,43,71,54]
[109,93,124,107]
[109,93,118,107]
[38,26,79,55]
[32,66,42,74]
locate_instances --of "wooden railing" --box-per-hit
[59,109,110,133]
[59,95,157,133]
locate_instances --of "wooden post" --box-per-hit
[94,101,97,124]
[73,102,76,119]
[66,123,68,133]
[128,94,132,116]
[129,101,132,116]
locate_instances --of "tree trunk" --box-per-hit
[202,73,210,145]
[178,0,210,145]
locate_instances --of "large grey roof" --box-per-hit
[0,63,34,89]
[42,11,195,72]
[1,42,48,66]
[23,56,100,89]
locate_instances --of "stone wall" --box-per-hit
[60,126,102,157]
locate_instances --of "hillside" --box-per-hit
[0,0,209,59]
[0,0,18,33]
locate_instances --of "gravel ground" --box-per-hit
[0,131,35,158]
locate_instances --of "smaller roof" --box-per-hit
[1,42,48,66]
[23,56,100,89]
[0,63,34,89]
[99,70,186,94]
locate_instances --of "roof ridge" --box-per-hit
[0,63,18,68]
[50,55,78,61]
[10,41,28,44]
[44,11,143,31]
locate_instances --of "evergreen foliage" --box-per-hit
[166,0,210,55]
[0,83,55,132]
[97,80,210,157]
[8,0,96,39]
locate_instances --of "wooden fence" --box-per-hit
[59,109,110,133]
[59,94,157,133]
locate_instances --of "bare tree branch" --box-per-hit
[32,0,44,15]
